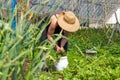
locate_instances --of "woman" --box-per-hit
[47,11,80,55]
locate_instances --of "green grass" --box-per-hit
[1,19,120,80]
[39,28,120,80]
[1,16,120,79]
[0,1,120,79]
[0,1,61,80]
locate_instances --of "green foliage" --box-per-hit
[40,28,120,80]
[1,17,120,79]
[0,1,120,80]
[0,1,62,80]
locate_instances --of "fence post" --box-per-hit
[11,0,17,31]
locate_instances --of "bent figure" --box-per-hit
[46,11,80,55]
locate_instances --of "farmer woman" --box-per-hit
[46,11,80,55]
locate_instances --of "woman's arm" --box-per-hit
[60,31,69,47]
[47,15,57,43]
[60,31,69,52]
[47,15,61,53]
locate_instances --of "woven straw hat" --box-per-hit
[57,11,80,32]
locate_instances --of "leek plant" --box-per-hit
[0,1,60,80]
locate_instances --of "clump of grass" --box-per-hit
[0,1,61,80]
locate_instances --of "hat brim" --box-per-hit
[57,14,80,32]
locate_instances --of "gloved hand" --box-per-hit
[60,47,65,53]
[56,46,65,53]
[56,45,61,54]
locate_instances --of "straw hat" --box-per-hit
[57,11,80,32]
